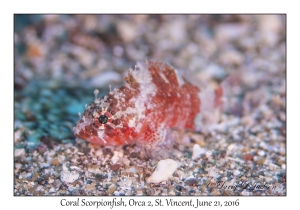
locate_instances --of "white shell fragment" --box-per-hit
[146,159,178,183]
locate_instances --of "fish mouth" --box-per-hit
[73,122,123,146]
[73,121,103,145]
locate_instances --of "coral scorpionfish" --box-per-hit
[73,61,223,148]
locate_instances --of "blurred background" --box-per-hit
[14,14,286,147]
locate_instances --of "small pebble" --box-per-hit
[88,165,102,174]
[48,177,54,184]
[83,147,91,155]
[110,164,121,171]
[111,151,123,164]
[206,150,212,158]
[253,156,265,165]
[51,158,60,166]
[233,170,241,176]
[258,150,266,157]
[60,171,79,183]
[15,163,22,170]
[84,184,96,191]
[207,167,220,178]
[40,136,54,149]
[192,144,206,160]
[186,178,198,186]
[49,187,56,193]
[243,153,253,161]
[95,149,103,156]
[108,184,116,195]
[15,148,25,157]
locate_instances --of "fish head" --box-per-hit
[74,102,136,146]
[73,88,146,146]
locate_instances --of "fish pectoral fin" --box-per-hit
[138,123,171,147]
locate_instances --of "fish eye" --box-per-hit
[98,115,108,124]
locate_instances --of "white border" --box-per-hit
[2,1,296,210]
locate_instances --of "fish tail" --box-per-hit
[194,84,224,132]
[214,85,224,109]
